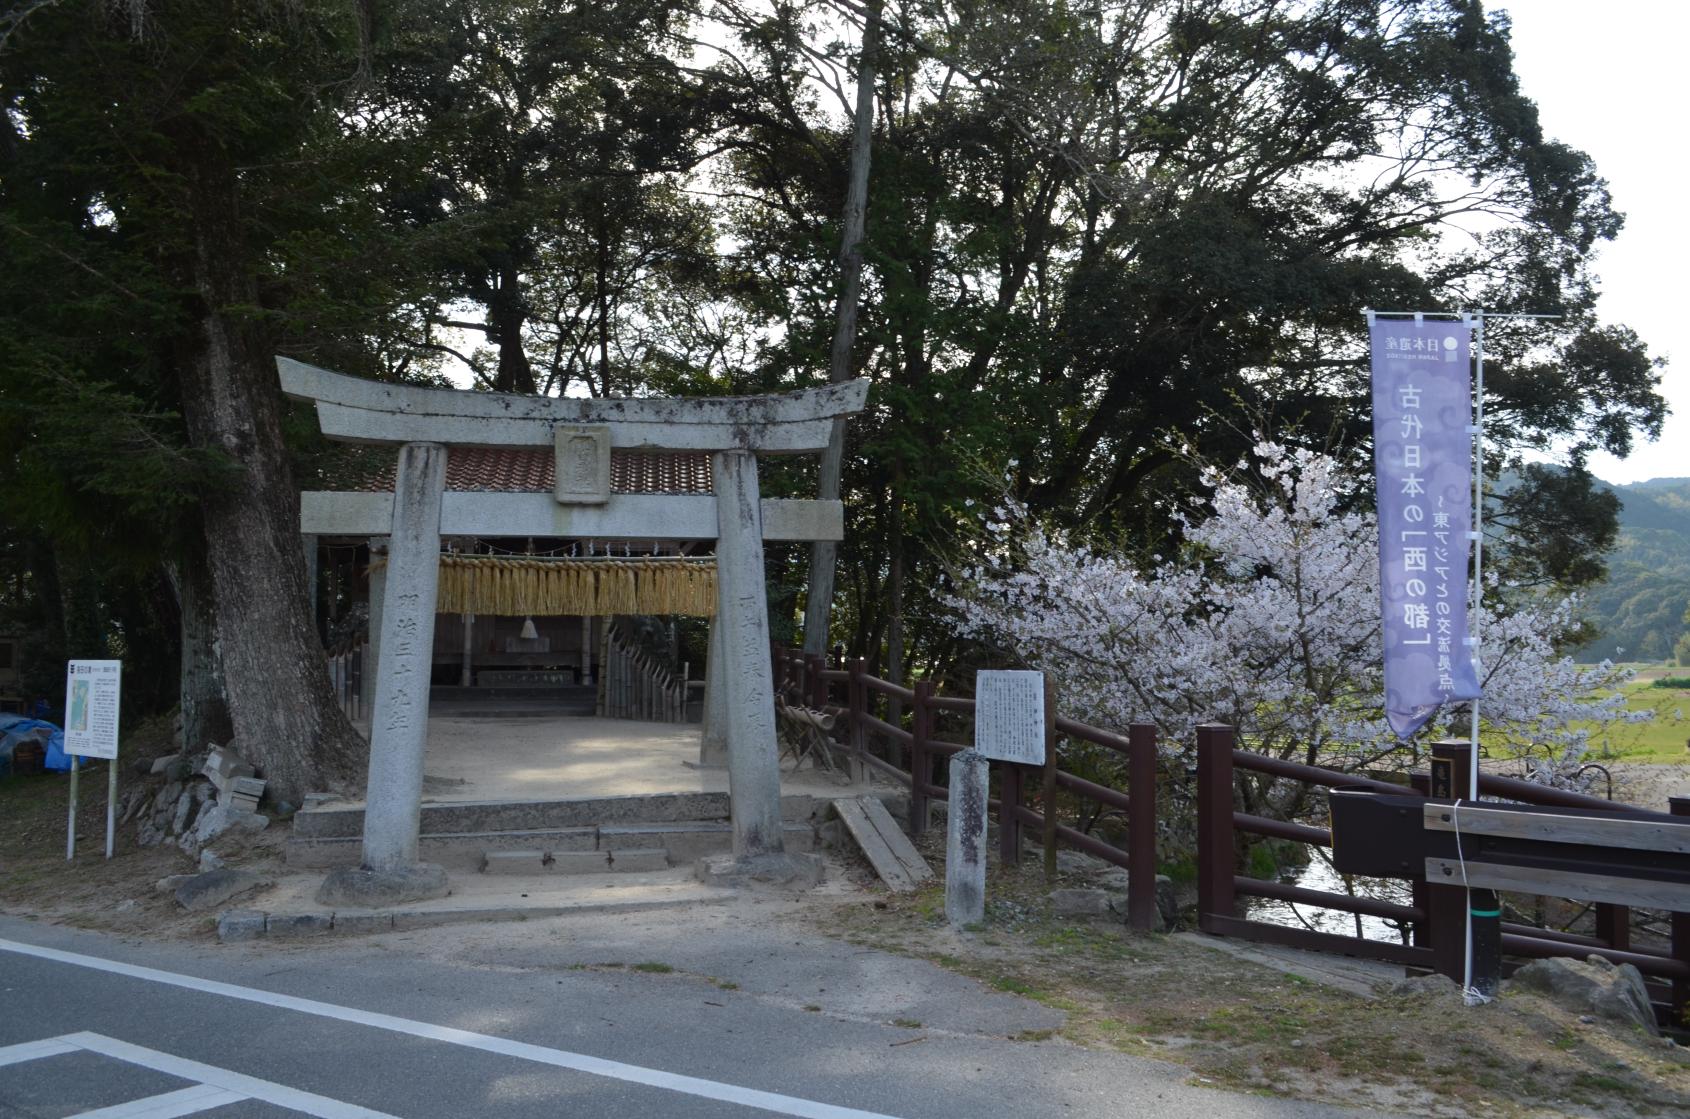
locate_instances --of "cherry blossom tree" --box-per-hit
[950,442,1643,810]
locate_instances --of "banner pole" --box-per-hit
[1464,310,1487,1000]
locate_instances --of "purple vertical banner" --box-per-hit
[1371,316,1483,739]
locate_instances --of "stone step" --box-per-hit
[292,792,820,839]
[285,821,816,871]
[481,849,671,875]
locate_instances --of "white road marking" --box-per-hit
[0,1035,78,1067]
[68,1083,245,1119]
[66,1032,400,1119]
[0,937,906,1119]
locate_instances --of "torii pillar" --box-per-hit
[320,442,451,905]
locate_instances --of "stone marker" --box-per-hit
[945,749,989,929]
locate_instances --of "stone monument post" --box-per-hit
[710,451,786,858]
[945,748,990,928]
[319,442,451,905]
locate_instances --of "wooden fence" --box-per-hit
[775,645,1690,1027]
[770,644,1160,932]
[598,622,690,722]
[327,642,366,723]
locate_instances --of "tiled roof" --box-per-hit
[352,448,713,495]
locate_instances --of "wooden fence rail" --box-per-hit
[1195,725,1690,1027]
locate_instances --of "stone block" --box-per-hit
[608,849,669,872]
[175,869,267,912]
[317,863,451,907]
[217,909,268,943]
[332,911,396,936]
[266,913,333,938]
[695,852,823,891]
[482,850,610,875]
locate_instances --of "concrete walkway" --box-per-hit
[346,714,878,805]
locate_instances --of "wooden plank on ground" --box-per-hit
[833,795,932,892]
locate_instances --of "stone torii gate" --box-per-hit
[280,358,869,904]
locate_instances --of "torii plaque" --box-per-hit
[281,359,869,904]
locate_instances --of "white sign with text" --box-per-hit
[64,659,121,759]
[973,670,1045,765]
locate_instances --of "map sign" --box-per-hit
[64,659,121,760]
[973,670,1045,765]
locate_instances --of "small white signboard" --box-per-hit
[974,670,1046,765]
[64,659,121,760]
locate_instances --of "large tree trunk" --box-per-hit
[175,145,366,805]
[803,1,881,656]
[168,537,233,754]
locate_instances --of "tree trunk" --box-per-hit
[803,0,881,655]
[490,261,536,394]
[168,540,233,754]
[175,144,366,804]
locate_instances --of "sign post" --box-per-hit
[945,671,1047,928]
[63,659,122,861]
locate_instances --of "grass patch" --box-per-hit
[630,962,673,974]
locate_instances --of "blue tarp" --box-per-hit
[0,713,75,773]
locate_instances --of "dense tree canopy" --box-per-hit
[0,0,1668,789]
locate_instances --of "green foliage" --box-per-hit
[1573,479,1690,663]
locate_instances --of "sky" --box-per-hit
[1501,1,1689,485]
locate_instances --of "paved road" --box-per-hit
[0,915,1397,1119]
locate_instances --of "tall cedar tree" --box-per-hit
[1,1,369,800]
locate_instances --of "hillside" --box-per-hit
[1574,477,1690,663]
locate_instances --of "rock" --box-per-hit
[316,864,451,907]
[694,852,823,891]
[171,791,196,835]
[113,898,137,913]
[1390,973,1462,998]
[1049,887,1113,917]
[174,868,267,912]
[217,908,268,943]
[193,781,214,805]
[1155,875,1178,931]
[150,753,183,775]
[156,874,195,895]
[199,849,225,872]
[193,804,269,845]
[1055,850,1110,876]
[1509,956,1659,1036]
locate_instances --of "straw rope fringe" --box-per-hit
[372,555,717,617]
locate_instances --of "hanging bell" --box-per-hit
[520,617,539,640]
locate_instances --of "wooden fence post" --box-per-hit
[1427,740,1473,983]
[1127,723,1158,933]
[1672,796,1689,1029]
[1041,676,1059,884]
[998,765,1023,867]
[1195,724,1236,932]
[806,652,827,709]
[910,680,932,836]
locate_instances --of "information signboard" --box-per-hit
[64,659,121,760]
[973,670,1045,765]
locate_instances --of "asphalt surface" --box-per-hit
[0,914,1402,1119]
